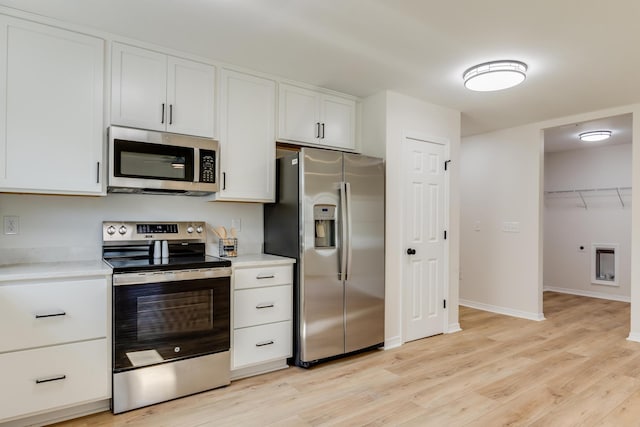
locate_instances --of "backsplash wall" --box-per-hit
[0,193,263,264]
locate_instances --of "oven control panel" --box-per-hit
[103,221,207,242]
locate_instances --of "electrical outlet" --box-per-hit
[4,216,19,235]
[231,218,242,232]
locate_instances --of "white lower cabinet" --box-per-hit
[0,272,110,424]
[0,339,109,421]
[233,321,292,368]
[231,258,294,379]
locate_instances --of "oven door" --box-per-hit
[113,274,230,373]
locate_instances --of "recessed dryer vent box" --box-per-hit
[592,244,619,286]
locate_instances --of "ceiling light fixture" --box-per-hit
[463,60,528,92]
[579,130,612,142]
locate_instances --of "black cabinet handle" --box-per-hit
[256,303,275,309]
[321,123,325,139]
[316,122,320,138]
[256,340,275,347]
[35,311,66,319]
[169,104,173,125]
[35,374,66,384]
[161,103,165,124]
[406,248,416,255]
[222,172,226,190]
[96,161,100,184]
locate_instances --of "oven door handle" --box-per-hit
[113,267,232,285]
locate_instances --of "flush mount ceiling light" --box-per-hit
[463,60,528,92]
[579,130,612,142]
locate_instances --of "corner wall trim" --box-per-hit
[627,333,640,343]
[544,286,631,303]
[384,335,402,350]
[459,299,545,321]
[447,323,462,333]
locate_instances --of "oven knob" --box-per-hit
[106,225,116,235]
[196,226,203,234]
[186,226,194,234]
[119,225,127,235]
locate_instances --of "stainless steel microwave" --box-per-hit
[108,126,219,196]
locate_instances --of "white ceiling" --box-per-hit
[2,0,640,137]
[544,114,632,153]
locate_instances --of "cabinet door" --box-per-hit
[278,83,320,144]
[320,94,356,150]
[0,17,104,194]
[111,42,167,132]
[167,56,215,138]
[215,69,275,202]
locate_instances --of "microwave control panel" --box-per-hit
[199,149,216,183]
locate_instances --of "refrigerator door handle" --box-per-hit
[345,181,353,282]
[339,181,348,281]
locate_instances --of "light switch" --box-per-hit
[502,221,520,233]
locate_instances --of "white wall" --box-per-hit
[544,144,632,301]
[460,125,544,320]
[363,90,461,348]
[460,104,640,342]
[0,193,263,263]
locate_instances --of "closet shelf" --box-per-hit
[544,186,631,209]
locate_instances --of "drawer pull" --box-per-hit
[256,274,275,280]
[35,311,66,319]
[256,303,275,309]
[35,374,66,384]
[255,340,275,347]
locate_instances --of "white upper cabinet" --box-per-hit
[111,42,215,138]
[214,68,276,202]
[0,16,104,195]
[278,83,356,151]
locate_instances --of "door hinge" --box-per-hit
[443,299,447,309]
[444,230,447,240]
[444,160,451,171]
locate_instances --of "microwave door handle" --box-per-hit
[193,148,200,183]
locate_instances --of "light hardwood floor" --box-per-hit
[55,292,640,426]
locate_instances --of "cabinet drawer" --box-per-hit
[234,285,291,328]
[0,278,107,353]
[234,265,292,289]
[233,321,292,368]
[0,339,109,421]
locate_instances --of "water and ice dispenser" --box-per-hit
[314,204,336,248]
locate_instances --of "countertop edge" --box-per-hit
[0,260,112,283]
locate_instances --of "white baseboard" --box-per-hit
[459,299,545,321]
[447,323,462,333]
[384,335,402,350]
[627,332,640,343]
[544,286,631,303]
[231,360,289,381]
[2,399,109,427]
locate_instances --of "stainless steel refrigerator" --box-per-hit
[264,147,385,367]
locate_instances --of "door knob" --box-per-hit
[406,248,416,255]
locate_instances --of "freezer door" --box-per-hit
[343,153,385,353]
[300,148,345,362]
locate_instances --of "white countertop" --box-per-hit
[0,260,112,283]
[222,253,296,268]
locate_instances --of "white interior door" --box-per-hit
[403,136,446,342]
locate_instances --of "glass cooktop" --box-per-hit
[104,255,231,273]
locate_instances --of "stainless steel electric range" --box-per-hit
[102,221,232,414]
